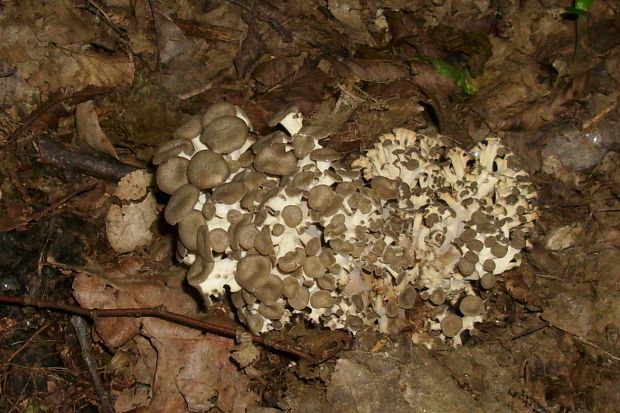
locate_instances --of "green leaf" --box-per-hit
[566,0,594,16]
[420,56,476,95]
[22,398,48,413]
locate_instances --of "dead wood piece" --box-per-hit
[38,138,140,181]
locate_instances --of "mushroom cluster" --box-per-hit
[154,103,537,345]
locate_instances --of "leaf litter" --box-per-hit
[0,0,619,412]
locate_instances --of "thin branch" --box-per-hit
[0,295,311,360]
[1,87,110,149]
[71,316,115,413]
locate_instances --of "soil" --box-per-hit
[0,1,619,412]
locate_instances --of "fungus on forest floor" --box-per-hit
[154,103,537,347]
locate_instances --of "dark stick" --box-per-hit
[0,294,312,360]
[38,138,140,180]
[71,316,115,413]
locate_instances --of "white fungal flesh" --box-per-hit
[157,105,538,345]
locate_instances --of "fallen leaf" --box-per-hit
[75,100,119,159]
[106,193,158,253]
[114,170,153,202]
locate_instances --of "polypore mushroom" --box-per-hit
[164,184,200,225]
[459,295,485,316]
[200,116,248,154]
[201,102,236,127]
[156,157,189,194]
[154,105,538,345]
[187,150,230,189]
[440,313,463,338]
[235,255,271,292]
[254,143,297,176]
[174,114,203,140]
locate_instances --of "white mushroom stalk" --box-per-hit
[154,104,538,346]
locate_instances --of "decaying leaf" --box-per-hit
[75,100,119,159]
[105,170,157,253]
[106,193,158,253]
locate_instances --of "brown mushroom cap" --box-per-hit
[258,301,285,320]
[459,228,477,242]
[278,249,306,273]
[288,286,310,311]
[466,239,484,252]
[491,243,508,258]
[397,286,418,309]
[303,256,325,278]
[457,257,476,276]
[174,114,203,140]
[164,184,200,225]
[156,156,189,195]
[202,200,216,220]
[187,150,231,189]
[482,259,496,272]
[292,135,315,159]
[178,210,206,250]
[200,116,248,154]
[371,176,398,199]
[209,228,230,253]
[429,289,446,306]
[254,275,284,303]
[307,185,335,212]
[317,273,336,291]
[310,147,342,162]
[254,228,274,256]
[440,313,463,338]
[153,139,193,165]
[480,273,496,289]
[235,255,272,292]
[187,256,214,288]
[283,276,300,298]
[232,223,259,250]
[201,102,236,127]
[271,223,285,237]
[212,182,246,205]
[254,143,297,176]
[310,290,334,308]
[281,205,303,228]
[305,237,321,256]
[459,295,485,316]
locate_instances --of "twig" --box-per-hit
[0,295,312,360]
[0,87,110,149]
[6,322,52,364]
[0,181,97,232]
[37,138,140,180]
[70,316,114,413]
[511,321,550,340]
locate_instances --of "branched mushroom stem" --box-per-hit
[0,294,312,360]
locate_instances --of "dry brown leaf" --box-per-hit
[75,100,119,159]
[341,58,410,83]
[72,273,142,348]
[105,193,158,253]
[106,170,157,254]
[114,169,153,202]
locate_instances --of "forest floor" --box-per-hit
[0,1,619,412]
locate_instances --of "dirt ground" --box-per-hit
[1,1,619,412]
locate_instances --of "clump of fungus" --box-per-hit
[155,103,537,347]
